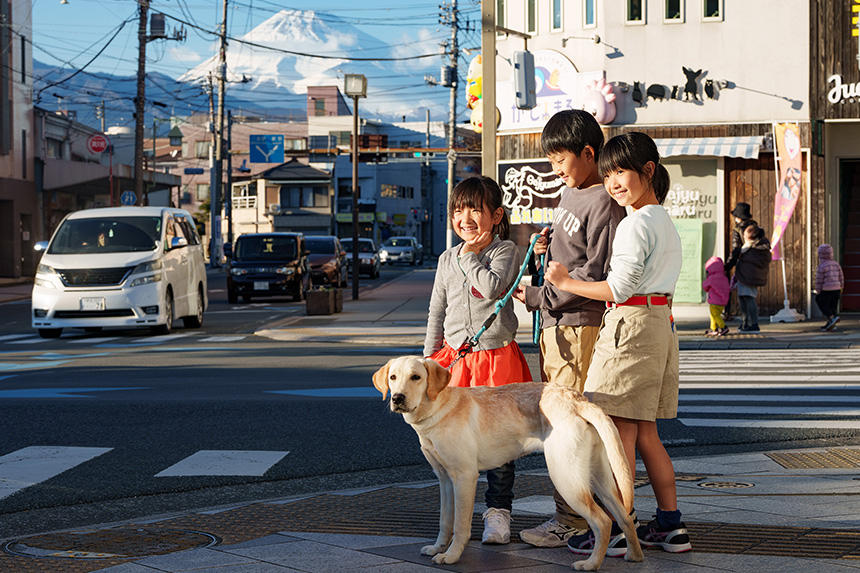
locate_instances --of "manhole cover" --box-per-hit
[698,481,755,489]
[3,527,218,560]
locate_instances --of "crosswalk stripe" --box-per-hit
[0,334,32,342]
[679,405,860,415]
[7,337,44,345]
[677,419,860,429]
[681,393,860,403]
[681,383,860,390]
[67,337,119,344]
[0,446,112,501]
[154,450,289,477]
[199,336,246,342]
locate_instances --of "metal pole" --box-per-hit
[351,95,360,301]
[481,0,496,178]
[151,118,156,204]
[133,0,148,205]
[226,109,233,244]
[445,0,459,250]
[210,0,228,268]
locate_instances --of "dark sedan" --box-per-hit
[305,235,348,288]
[226,233,309,303]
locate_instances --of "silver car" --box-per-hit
[379,236,423,266]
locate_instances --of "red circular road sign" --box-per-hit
[87,134,109,154]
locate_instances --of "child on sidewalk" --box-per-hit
[702,256,730,336]
[544,132,691,556]
[814,243,844,331]
[423,175,532,546]
[512,109,626,548]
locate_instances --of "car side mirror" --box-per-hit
[170,237,188,249]
[33,241,48,252]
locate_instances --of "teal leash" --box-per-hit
[448,233,542,370]
[532,252,545,345]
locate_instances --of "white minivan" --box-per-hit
[31,206,208,338]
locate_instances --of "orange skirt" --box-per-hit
[430,341,533,388]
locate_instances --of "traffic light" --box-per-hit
[513,50,536,110]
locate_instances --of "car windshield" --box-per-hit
[234,236,297,261]
[384,238,413,247]
[342,240,375,253]
[305,238,336,254]
[48,217,161,254]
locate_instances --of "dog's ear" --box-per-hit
[423,358,451,400]
[372,360,392,400]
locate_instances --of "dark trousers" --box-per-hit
[738,295,759,329]
[815,290,841,318]
[485,461,515,511]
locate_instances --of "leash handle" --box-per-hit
[532,251,545,345]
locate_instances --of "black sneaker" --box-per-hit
[566,522,627,558]
[636,517,692,553]
[825,315,840,331]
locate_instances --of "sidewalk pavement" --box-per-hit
[1,270,859,572]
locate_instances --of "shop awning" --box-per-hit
[655,136,763,159]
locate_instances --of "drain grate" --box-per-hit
[698,481,755,489]
[767,448,860,469]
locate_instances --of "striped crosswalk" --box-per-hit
[0,332,254,348]
[0,446,291,502]
[678,348,860,429]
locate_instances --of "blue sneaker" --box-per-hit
[566,522,627,558]
[636,517,692,553]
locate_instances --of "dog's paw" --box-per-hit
[625,546,644,562]
[572,558,600,571]
[431,551,462,565]
[420,544,443,556]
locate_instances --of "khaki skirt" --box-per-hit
[583,302,679,421]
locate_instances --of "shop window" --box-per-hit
[703,0,722,20]
[194,140,209,159]
[196,183,209,202]
[46,138,63,159]
[551,0,563,31]
[526,0,536,33]
[664,0,684,22]
[584,0,596,28]
[313,98,326,116]
[626,0,645,24]
[380,183,397,198]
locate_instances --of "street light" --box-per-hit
[344,73,366,301]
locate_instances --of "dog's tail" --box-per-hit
[577,401,635,514]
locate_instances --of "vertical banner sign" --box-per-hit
[770,122,802,260]
[497,160,564,245]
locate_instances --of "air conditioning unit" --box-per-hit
[267,203,281,215]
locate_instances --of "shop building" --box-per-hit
[493,0,819,315]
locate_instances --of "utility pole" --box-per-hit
[441,0,459,249]
[95,100,105,133]
[133,0,149,205]
[226,109,233,245]
[209,0,228,267]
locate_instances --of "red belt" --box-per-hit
[607,295,669,308]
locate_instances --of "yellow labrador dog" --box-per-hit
[372,356,643,571]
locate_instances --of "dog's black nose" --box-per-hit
[392,393,406,406]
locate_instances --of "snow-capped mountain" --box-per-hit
[179,9,445,120]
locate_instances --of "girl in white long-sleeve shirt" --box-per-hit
[545,132,691,556]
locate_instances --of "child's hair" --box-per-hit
[540,109,604,159]
[598,132,671,204]
[745,225,765,242]
[449,176,510,240]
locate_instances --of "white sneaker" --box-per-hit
[481,507,511,544]
[519,517,586,547]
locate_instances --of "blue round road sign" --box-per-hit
[121,191,136,206]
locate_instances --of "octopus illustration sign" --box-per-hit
[497,159,565,244]
[497,50,606,133]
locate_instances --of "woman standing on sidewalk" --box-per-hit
[423,176,532,547]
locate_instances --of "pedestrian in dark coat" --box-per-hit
[734,224,771,332]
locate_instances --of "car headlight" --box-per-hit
[379,249,388,257]
[275,267,295,275]
[37,263,55,275]
[231,267,248,276]
[128,260,163,287]
[34,277,55,289]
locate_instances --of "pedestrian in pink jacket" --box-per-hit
[814,244,844,331]
[703,256,730,336]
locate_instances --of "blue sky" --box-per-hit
[32,0,482,119]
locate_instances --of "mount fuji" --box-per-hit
[179,9,446,120]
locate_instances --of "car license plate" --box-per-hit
[253,281,268,291]
[80,297,105,311]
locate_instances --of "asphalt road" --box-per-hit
[0,265,859,539]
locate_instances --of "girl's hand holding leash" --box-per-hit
[531,227,550,257]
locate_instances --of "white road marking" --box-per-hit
[681,393,860,403]
[7,337,44,345]
[678,405,860,416]
[199,336,247,342]
[154,450,289,477]
[0,446,113,501]
[0,334,32,342]
[67,337,119,344]
[677,419,860,429]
